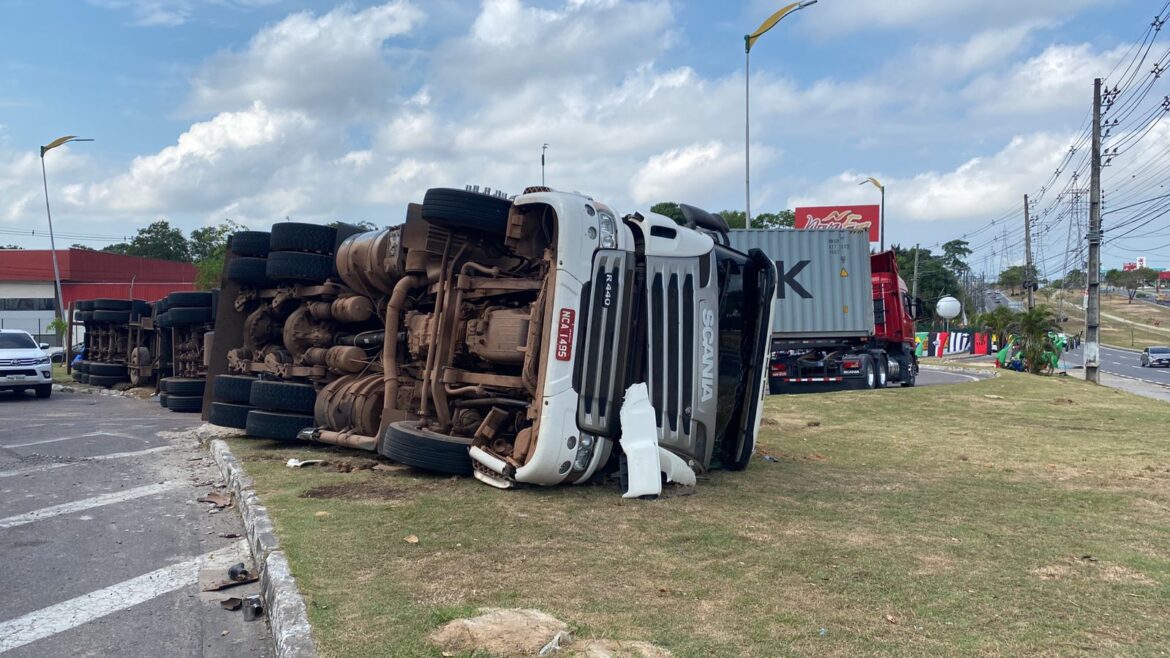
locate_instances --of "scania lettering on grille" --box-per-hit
[555,308,575,361]
[700,308,715,401]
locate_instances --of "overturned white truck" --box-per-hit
[215,186,777,495]
[357,187,776,493]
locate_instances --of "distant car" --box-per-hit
[46,342,85,363]
[1140,346,1170,368]
[0,329,54,398]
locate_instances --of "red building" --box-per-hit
[0,248,197,341]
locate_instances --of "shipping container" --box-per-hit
[727,229,873,339]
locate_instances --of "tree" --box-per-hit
[191,220,243,290]
[892,244,966,324]
[70,244,95,251]
[997,264,1037,295]
[101,242,131,255]
[1012,305,1060,374]
[126,220,190,261]
[189,221,242,263]
[1117,267,1158,303]
[941,239,972,276]
[650,202,684,225]
[1063,268,1086,289]
[1,244,23,249]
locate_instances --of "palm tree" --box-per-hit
[973,306,1018,347]
[1012,305,1061,374]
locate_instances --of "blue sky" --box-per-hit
[2,0,1168,278]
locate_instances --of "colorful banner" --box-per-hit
[793,205,881,242]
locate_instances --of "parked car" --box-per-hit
[1140,346,1170,368]
[0,329,54,398]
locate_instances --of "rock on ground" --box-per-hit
[430,608,568,657]
[430,608,674,658]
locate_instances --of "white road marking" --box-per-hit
[1,431,139,450]
[0,540,247,653]
[0,446,176,479]
[0,482,179,530]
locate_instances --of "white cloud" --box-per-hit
[790,132,1075,232]
[187,2,425,117]
[796,0,1104,35]
[964,43,1126,116]
[630,141,765,206]
[88,0,279,27]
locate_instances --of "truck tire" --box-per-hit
[93,299,131,311]
[164,290,210,306]
[378,421,473,476]
[214,375,256,404]
[265,251,333,282]
[78,373,90,384]
[227,257,270,286]
[246,410,315,441]
[77,300,94,311]
[88,374,124,388]
[900,360,918,388]
[249,380,316,414]
[421,188,512,236]
[270,223,337,255]
[167,306,213,325]
[230,231,271,257]
[92,309,130,324]
[164,377,206,397]
[166,395,203,413]
[159,392,169,408]
[155,312,171,328]
[860,357,876,390]
[209,402,251,429]
[89,362,127,377]
[876,357,888,388]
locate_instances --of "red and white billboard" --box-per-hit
[793,205,880,242]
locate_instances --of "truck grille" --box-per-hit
[575,250,635,437]
[645,254,718,464]
[0,358,40,366]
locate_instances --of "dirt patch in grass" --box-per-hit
[228,371,1170,657]
[300,481,411,502]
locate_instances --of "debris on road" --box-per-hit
[220,597,243,611]
[197,491,233,508]
[430,608,673,658]
[403,534,419,544]
[228,562,252,581]
[286,458,326,468]
[242,595,265,622]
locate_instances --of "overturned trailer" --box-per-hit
[209,187,777,493]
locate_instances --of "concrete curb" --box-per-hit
[209,438,317,658]
[919,363,998,378]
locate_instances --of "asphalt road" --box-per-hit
[1062,343,1170,387]
[0,389,270,657]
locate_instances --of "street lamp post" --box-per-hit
[39,135,94,322]
[860,176,886,251]
[745,1,817,229]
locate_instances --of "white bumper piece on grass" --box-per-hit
[620,383,696,499]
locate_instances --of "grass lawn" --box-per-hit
[51,363,73,384]
[1035,291,1170,350]
[228,372,1170,657]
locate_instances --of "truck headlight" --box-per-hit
[35,357,50,365]
[598,211,617,249]
[573,433,597,472]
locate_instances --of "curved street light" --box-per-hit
[40,135,94,322]
[859,175,886,251]
[744,0,817,228]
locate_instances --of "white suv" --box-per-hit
[0,329,54,398]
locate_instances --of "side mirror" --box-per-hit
[39,343,50,350]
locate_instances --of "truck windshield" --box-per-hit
[711,246,770,456]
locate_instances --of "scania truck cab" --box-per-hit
[277,187,776,491]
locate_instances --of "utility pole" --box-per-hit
[911,243,921,300]
[1085,77,1103,384]
[1024,194,1035,310]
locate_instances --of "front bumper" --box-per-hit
[0,364,53,388]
